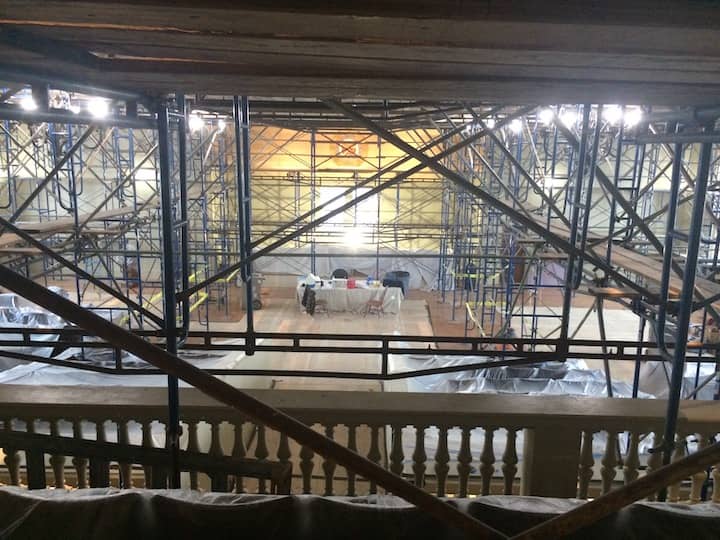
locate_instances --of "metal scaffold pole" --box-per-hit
[234,96,255,355]
[658,136,714,499]
[157,102,181,487]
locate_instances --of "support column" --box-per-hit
[177,95,190,340]
[233,96,255,354]
[659,137,714,499]
[157,103,180,487]
[521,426,581,497]
[559,105,591,358]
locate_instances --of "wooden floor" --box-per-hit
[204,296,434,392]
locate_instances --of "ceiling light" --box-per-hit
[559,110,578,127]
[625,108,643,128]
[188,113,204,132]
[19,96,37,111]
[485,118,496,129]
[217,118,226,132]
[509,119,523,134]
[602,105,623,125]
[68,104,81,114]
[87,97,110,119]
[538,108,554,126]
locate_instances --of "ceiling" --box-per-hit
[1,1,720,104]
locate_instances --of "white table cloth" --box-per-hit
[297,285,403,314]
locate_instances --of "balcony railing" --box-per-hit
[1,384,718,503]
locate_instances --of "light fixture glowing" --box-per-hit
[68,104,81,114]
[188,113,204,132]
[217,118,226,132]
[485,118,496,129]
[624,108,643,128]
[602,105,623,125]
[19,96,37,111]
[509,118,523,134]
[87,97,109,119]
[538,108,554,126]
[342,229,366,247]
[559,110,578,127]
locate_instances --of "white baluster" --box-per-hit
[412,425,426,489]
[457,427,473,497]
[2,417,19,486]
[668,433,688,503]
[367,425,381,494]
[434,426,450,497]
[232,421,248,493]
[299,444,314,495]
[255,424,269,494]
[93,420,109,488]
[117,420,132,489]
[48,419,66,489]
[690,434,707,504]
[601,431,618,495]
[276,431,291,494]
[389,425,404,477]
[502,429,518,495]
[623,432,640,485]
[141,420,154,488]
[72,420,87,489]
[646,432,664,501]
[346,424,357,496]
[480,427,495,496]
[209,421,223,458]
[186,421,200,490]
[322,425,337,496]
[577,430,594,499]
[712,442,720,504]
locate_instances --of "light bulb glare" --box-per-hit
[559,110,578,127]
[602,105,623,125]
[20,96,38,111]
[538,108,554,126]
[509,118,523,134]
[217,118,226,132]
[188,113,204,132]
[87,98,109,119]
[485,118,496,129]
[625,108,643,128]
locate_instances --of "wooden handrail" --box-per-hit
[0,430,291,492]
[0,264,508,539]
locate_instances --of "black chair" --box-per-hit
[331,268,349,279]
[382,278,404,295]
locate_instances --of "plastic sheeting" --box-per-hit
[1,488,719,540]
[0,291,68,368]
[639,359,718,401]
[0,349,244,387]
[390,353,653,399]
[254,245,440,290]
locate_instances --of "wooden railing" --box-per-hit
[0,429,291,493]
[1,384,718,503]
